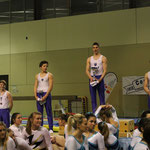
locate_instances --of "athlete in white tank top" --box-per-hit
[34,61,54,131]
[0,91,9,109]
[86,42,107,112]
[90,55,103,76]
[144,71,150,109]
[0,80,13,127]
[37,72,50,92]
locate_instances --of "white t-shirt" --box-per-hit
[105,134,120,149]
[88,132,105,150]
[134,141,149,150]
[65,135,89,150]
[22,126,52,150]
[132,128,141,137]
[95,106,119,137]
[64,124,74,140]
[9,124,25,138]
[15,137,32,150]
[95,106,119,122]
[130,136,142,149]
[0,137,16,150]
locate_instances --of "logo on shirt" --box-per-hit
[0,97,2,105]
[41,79,44,81]
[94,63,97,66]
[28,134,43,149]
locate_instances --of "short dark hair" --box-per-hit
[58,114,69,122]
[141,110,150,118]
[0,80,7,88]
[92,42,100,47]
[39,61,48,67]
[99,108,112,119]
[85,112,96,121]
[143,123,150,145]
[11,113,20,125]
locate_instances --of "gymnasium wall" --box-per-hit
[0,7,150,117]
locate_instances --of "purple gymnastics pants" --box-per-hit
[89,75,105,113]
[148,96,150,109]
[37,92,53,130]
[0,108,10,128]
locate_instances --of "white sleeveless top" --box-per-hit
[148,72,150,89]
[0,91,9,109]
[37,72,50,93]
[90,55,103,76]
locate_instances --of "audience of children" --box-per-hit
[0,105,150,150]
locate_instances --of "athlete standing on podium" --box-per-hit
[86,42,107,113]
[34,60,53,133]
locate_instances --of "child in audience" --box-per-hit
[84,112,105,150]
[65,113,89,150]
[9,112,25,138]
[98,121,120,150]
[95,104,119,138]
[134,122,150,150]
[133,110,150,137]
[129,118,150,149]
[51,114,69,150]
[0,122,15,150]
[8,128,32,150]
[22,112,53,150]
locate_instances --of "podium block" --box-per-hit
[119,119,134,132]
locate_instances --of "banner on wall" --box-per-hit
[104,72,118,101]
[122,76,146,95]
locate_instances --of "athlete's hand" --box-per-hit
[42,96,47,101]
[51,136,56,144]
[90,77,94,82]
[96,78,101,83]
[35,96,39,101]
[105,104,112,109]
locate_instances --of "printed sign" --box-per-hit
[122,76,146,95]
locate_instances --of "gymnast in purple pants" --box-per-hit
[144,71,150,109]
[0,80,13,128]
[34,60,53,132]
[86,42,107,113]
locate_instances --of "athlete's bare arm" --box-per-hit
[86,57,94,82]
[42,73,53,101]
[34,74,38,100]
[7,92,13,111]
[97,56,107,83]
[144,72,150,95]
